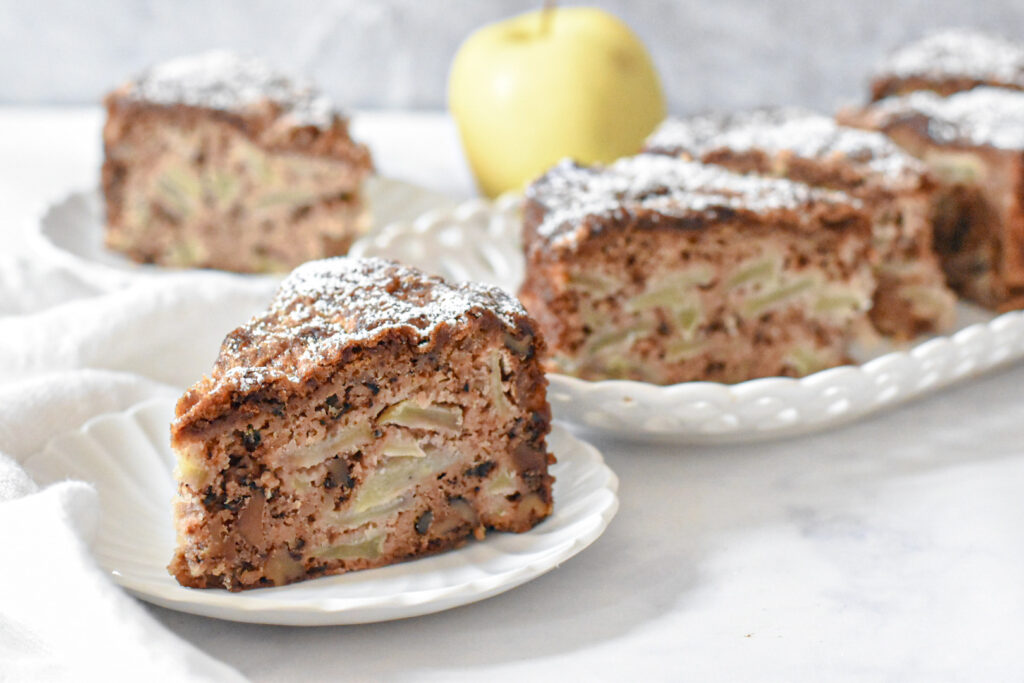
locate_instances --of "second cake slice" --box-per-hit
[519,155,875,384]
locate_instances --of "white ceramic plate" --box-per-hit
[22,398,618,626]
[351,195,1024,443]
[32,176,455,290]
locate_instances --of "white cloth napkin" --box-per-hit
[0,256,278,682]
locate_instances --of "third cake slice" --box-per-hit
[869,29,1024,102]
[645,108,956,339]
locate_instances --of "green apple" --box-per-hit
[449,6,667,198]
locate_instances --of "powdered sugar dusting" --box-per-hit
[217,366,288,394]
[214,257,526,390]
[645,108,925,183]
[126,50,337,127]
[528,155,860,250]
[875,28,1024,87]
[868,86,1024,150]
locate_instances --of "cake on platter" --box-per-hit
[518,154,876,385]
[645,108,955,339]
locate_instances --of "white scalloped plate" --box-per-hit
[22,398,618,626]
[32,176,455,290]
[351,195,1024,443]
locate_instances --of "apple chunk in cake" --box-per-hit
[169,257,553,590]
[519,155,876,384]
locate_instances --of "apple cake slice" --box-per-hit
[102,51,373,273]
[169,257,554,590]
[519,155,875,385]
[644,108,955,339]
[840,87,1024,311]
[869,29,1024,102]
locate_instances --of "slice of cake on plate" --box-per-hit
[840,87,1024,311]
[102,51,373,273]
[169,257,554,590]
[869,29,1024,102]
[519,155,875,385]
[645,108,955,339]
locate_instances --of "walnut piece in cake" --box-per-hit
[102,51,373,273]
[870,29,1024,101]
[644,108,955,339]
[840,87,1024,311]
[169,257,554,590]
[519,155,876,385]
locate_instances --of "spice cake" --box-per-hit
[840,87,1024,311]
[102,51,373,273]
[519,155,876,384]
[870,29,1024,102]
[644,108,955,339]
[169,257,554,590]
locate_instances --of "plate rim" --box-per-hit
[24,397,620,626]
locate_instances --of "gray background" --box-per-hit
[2,0,1023,114]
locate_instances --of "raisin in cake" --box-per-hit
[645,108,955,339]
[103,51,373,273]
[841,87,1024,311]
[519,155,875,384]
[169,257,553,590]
[870,29,1024,102]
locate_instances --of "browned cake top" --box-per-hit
[526,155,861,251]
[873,29,1024,90]
[860,86,1024,150]
[644,108,926,188]
[122,50,338,128]
[201,257,527,397]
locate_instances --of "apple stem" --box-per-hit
[540,0,556,34]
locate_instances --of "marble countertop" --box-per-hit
[3,107,1022,681]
